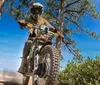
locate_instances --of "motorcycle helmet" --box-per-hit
[30,3,44,15]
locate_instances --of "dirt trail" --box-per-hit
[0,70,45,85]
[0,70,23,85]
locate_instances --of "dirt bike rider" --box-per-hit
[18,2,56,74]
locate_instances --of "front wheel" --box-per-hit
[37,45,60,85]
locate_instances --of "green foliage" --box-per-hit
[45,0,100,58]
[4,0,35,20]
[58,56,100,85]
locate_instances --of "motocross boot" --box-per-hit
[18,58,26,74]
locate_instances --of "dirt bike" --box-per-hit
[18,20,63,85]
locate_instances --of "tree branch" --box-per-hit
[62,39,78,57]
[65,16,90,34]
[64,9,81,14]
[50,13,60,23]
[65,0,81,8]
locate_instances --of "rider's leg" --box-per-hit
[18,40,32,74]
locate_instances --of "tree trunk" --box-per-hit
[0,0,5,16]
[56,0,65,56]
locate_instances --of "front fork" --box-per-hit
[33,47,39,85]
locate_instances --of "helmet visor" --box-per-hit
[31,7,42,15]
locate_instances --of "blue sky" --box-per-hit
[0,0,100,71]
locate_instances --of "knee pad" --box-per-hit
[23,40,32,58]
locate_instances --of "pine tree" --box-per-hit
[1,0,100,59]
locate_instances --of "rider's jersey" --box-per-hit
[19,15,54,39]
[25,15,53,29]
[30,16,52,27]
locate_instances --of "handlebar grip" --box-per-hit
[27,23,33,28]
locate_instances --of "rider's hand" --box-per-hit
[53,29,57,33]
[17,20,27,29]
[60,34,64,38]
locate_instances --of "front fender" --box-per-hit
[39,41,52,54]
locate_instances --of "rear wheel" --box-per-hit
[37,45,60,85]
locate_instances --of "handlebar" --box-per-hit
[18,20,64,39]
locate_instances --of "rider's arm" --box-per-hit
[17,19,27,29]
[44,19,57,33]
[44,19,55,29]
